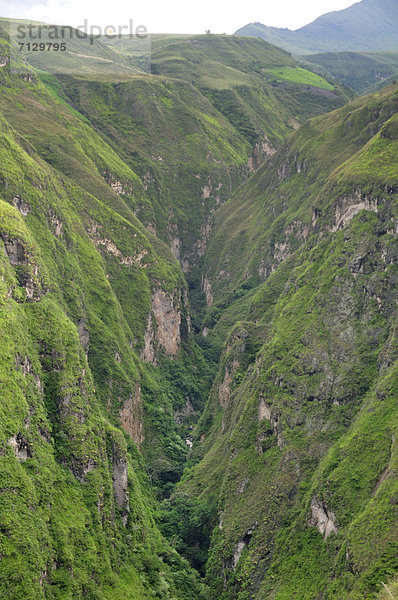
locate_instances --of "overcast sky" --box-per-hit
[1,0,358,34]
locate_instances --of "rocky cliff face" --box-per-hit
[0,225,47,302]
[111,432,130,525]
[141,289,183,363]
[119,383,144,447]
[309,496,338,539]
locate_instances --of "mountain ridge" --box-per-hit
[235,0,398,54]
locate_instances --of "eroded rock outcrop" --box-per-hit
[257,398,284,448]
[8,433,31,461]
[3,236,27,267]
[233,526,256,569]
[15,353,43,393]
[119,383,144,448]
[1,234,46,301]
[258,399,271,421]
[141,289,182,363]
[248,137,276,172]
[142,313,156,363]
[95,237,148,267]
[197,218,212,258]
[104,173,135,197]
[77,317,90,353]
[258,220,309,282]
[202,273,214,307]
[48,211,63,237]
[12,195,31,217]
[218,358,240,408]
[170,237,181,260]
[309,496,338,539]
[111,438,130,526]
[331,190,378,232]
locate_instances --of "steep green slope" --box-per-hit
[303,51,398,94]
[172,84,398,600]
[235,0,398,55]
[0,57,208,599]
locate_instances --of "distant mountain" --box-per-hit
[235,0,398,54]
[303,51,398,93]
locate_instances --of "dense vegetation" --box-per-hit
[0,19,397,600]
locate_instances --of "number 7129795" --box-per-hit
[19,42,67,51]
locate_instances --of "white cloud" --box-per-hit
[0,0,357,34]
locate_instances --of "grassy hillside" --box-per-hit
[2,18,147,76]
[267,66,334,90]
[303,51,398,94]
[235,0,398,54]
[170,83,398,600]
